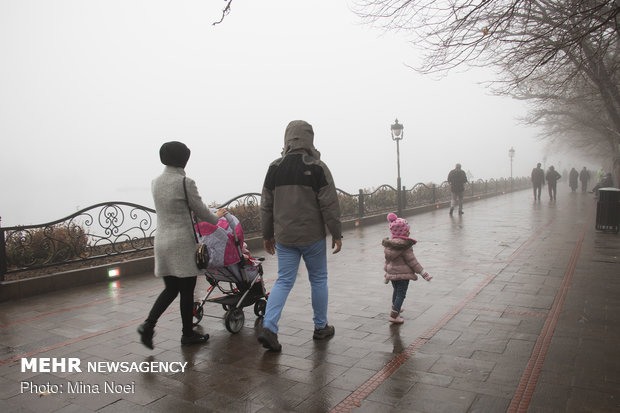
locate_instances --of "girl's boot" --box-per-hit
[389,310,404,324]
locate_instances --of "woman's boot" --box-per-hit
[137,321,155,349]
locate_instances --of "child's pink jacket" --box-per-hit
[383,237,424,281]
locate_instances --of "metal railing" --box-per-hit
[0,177,529,279]
[338,177,529,220]
[1,202,157,279]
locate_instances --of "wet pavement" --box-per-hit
[0,188,619,412]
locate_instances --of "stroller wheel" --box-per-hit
[224,308,245,333]
[254,299,267,317]
[193,301,204,326]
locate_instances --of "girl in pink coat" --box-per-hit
[383,213,432,323]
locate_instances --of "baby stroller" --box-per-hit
[192,212,269,333]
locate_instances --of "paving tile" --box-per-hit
[526,381,571,412]
[6,391,70,413]
[351,399,398,413]
[468,394,510,413]
[293,385,351,413]
[395,382,476,413]
[195,391,265,413]
[429,355,495,382]
[366,377,415,406]
[98,399,153,413]
[144,394,206,413]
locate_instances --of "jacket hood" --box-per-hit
[382,237,416,250]
[282,120,321,159]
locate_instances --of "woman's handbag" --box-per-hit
[195,242,209,269]
[183,177,210,269]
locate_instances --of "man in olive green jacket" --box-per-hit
[258,120,342,351]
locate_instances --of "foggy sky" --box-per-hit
[0,1,590,227]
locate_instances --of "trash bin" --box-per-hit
[595,188,620,233]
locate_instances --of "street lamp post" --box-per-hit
[509,147,515,191]
[391,119,404,215]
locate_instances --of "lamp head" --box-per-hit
[391,119,404,140]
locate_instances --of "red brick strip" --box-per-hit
[507,219,553,261]
[508,204,592,413]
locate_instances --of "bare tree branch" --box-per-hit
[213,0,233,26]
[354,0,620,183]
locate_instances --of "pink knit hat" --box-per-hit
[387,213,410,239]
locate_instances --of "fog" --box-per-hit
[0,1,596,227]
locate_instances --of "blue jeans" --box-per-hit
[263,239,328,334]
[391,279,410,312]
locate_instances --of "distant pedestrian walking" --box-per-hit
[569,168,579,192]
[546,165,562,200]
[258,120,342,352]
[579,167,591,193]
[383,213,431,324]
[447,163,468,215]
[531,163,545,200]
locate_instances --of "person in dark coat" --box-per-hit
[258,120,343,352]
[579,167,591,193]
[546,165,562,200]
[447,163,468,215]
[137,141,227,350]
[531,163,545,200]
[569,168,579,192]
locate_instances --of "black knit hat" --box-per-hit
[159,141,191,168]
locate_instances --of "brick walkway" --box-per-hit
[0,188,618,412]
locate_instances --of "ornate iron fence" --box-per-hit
[403,182,436,206]
[336,189,360,221]
[218,192,262,235]
[0,202,157,278]
[0,177,529,279]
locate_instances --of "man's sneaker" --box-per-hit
[181,332,209,346]
[313,324,335,340]
[459,210,464,215]
[258,328,282,351]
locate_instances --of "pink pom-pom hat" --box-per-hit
[387,212,411,239]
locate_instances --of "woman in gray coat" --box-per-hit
[138,141,225,349]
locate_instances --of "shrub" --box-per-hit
[5,223,90,269]
[337,192,359,218]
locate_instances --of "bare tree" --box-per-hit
[353,0,620,76]
[354,0,620,183]
[522,73,619,159]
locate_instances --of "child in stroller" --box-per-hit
[192,211,268,333]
